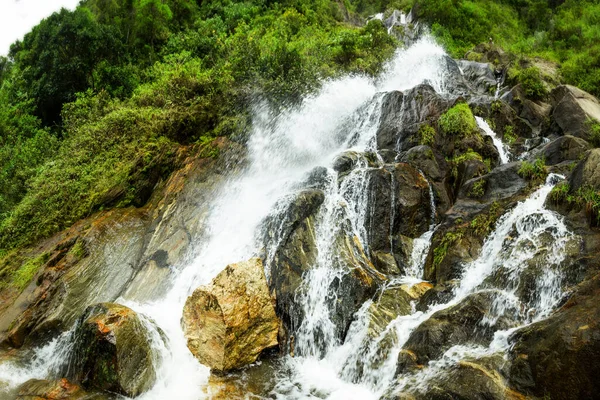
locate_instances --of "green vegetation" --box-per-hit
[586,119,600,148]
[448,148,486,179]
[518,158,547,182]
[550,182,600,225]
[418,123,436,146]
[433,230,463,269]
[468,179,486,198]
[470,202,502,237]
[503,125,517,145]
[11,253,50,290]
[412,0,600,98]
[0,0,398,252]
[510,66,548,100]
[439,103,478,137]
[549,181,570,205]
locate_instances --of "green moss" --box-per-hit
[69,241,88,261]
[469,202,502,238]
[491,100,502,114]
[449,148,484,179]
[468,179,486,198]
[439,103,478,137]
[433,230,464,269]
[418,124,436,146]
[503,125,517,145]
[518,158,547,182]
[12,252,50,291]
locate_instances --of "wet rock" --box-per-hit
[399,291,517,371]
[391,235,414,274]
[456,60,497,95]
[327,229,387,345]
[15,378,108,400]
[65,303,156,397]
[182,258,279,372]
[263,190,323,344]
[399,145,445,181]
[508,273,600,399]
[364,163,430,254]
[551,85,600,140]
[376,85,453,152]
[332,151,375,175]
[569,148,600,192]
[535,135,591,165]
[454,162,528,217]
[501,84,551,130]
[424,229,482,284]
[202,357,277,400]
[409,355,523,400]
[416,281,458,312]
[372,251,401,275]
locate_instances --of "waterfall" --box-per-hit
[475,116,510,164]
[0,34,579,400]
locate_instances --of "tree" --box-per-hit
[9,7,121,126]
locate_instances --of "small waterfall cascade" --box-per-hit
[475,116,511,164]
[404,171,437,280]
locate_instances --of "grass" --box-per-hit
[433,230,464,269]
[518,158,547,182]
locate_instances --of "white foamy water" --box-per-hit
[475,116,511,164]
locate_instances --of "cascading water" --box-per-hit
[0,33,579,400]
[475,116,511,164]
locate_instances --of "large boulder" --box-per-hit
[551,85,600,140]
[536,135,591,165]
[182,258,279,372]
[262,190,323,347]
[376,84,453,152]
[507,273,600,399]
[64,303,156,397]
[569,148,600,192]
[456,60,497,95]
[15,378,108,400]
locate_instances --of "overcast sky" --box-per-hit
[1,0,81,56]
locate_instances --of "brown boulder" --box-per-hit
[65,303,156,397]
[182,258,279,372]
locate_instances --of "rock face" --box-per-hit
[0,139,245,348]
[551,85,600,140]
[537,135,591,165]
[182,258,279,372]
[376,84,453,152]
[65,303,156,397]
[398,291,517,372]
[569,148,600,191]
[508,273,600,399]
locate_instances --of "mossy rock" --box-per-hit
[64,303,157,397]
